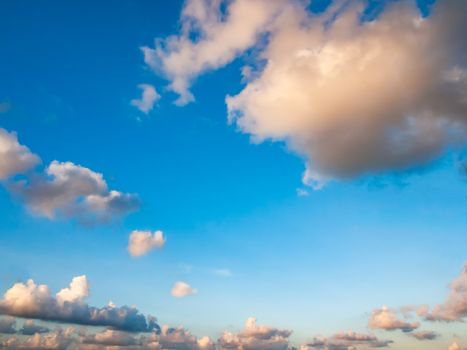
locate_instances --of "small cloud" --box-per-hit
[20,320,50,335]
[171,281,197,298]
[128,230,166,257]
[408,330,439,341]
[211,269,232,277]
[368,306,419,332]
[296,188,309,197]
[131,84,160,114]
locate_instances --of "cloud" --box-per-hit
[210,269,232,277]
[0,327,78,350]
[19,320,50,336]
[81,329,142,347]
[142,0,285,105]
[218,317,291,350]
[0,128,40,180]
[303,331,392,350]
[407,330,439,341]
[0,276,159,333]
[0,316,16,334]
[131,84,160,114]
[8,160,140,224]
[171,282,197,298]
[146,0,467,186]
[128,230,166,257]
[425,263,467,321]
[368,306,419,332]
[158,325,214,350]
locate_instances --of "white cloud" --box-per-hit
[368,306,419,332]
[171,281,197,298]
[131,84,160,114]
[218,317,291,350]
[142,0,286,105]
[0,128,40,180]
[303,330,392,350]
[426,263,467,321]
[9,160,140,224]
[128,230,166,257]
[0,276,158,332]
[146,0,467,185]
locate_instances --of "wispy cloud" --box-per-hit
[131,84,160,114]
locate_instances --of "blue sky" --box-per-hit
[0,1,466,350]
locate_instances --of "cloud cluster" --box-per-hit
[218,317,291,350]
[0,327,77,350]
[368,306,419,332]
[426,263,467,321]
[0,128,139,224]
[0,276,158,333]
[147,0,467,186]
[0,129,40,180]
[128,230,165,257]
[303,331,392,350]
[131,84,160,114]
[171,282,197,298]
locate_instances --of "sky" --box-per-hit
[0,0,466,349]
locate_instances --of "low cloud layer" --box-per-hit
[408,330,439,341]
[146,0,467,187]
[128,230,166,257]
[218,317,291,350]
[303,331,392,350]
[0,127,139,224]
[0,276,158,333]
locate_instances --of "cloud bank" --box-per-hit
[145,0,467,187]
[0,276,159,333]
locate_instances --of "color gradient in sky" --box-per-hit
[0,0,466,350]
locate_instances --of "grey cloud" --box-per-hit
[0,317,16,334]
[304,331,392,350]
[0,276,158,333]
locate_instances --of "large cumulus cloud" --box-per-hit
[145,0,467,187]
[0,276,158,333]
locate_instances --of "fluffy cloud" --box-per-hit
[426,263,467,321]
[0,316,16,334]
[131,84,160,114]
[128,230,165,257]
[0,128,40,180]
[142,0,285,105]
[159,325,214,350]
[147,0,467,186]
[407,330,438,341]
[218,317,291,350]
[0,276,159,333]
[368,307,419,332]
[171,282,197,298]
[81,329,142,347]
[0,327,77,350]
[8,160,140,224]
[303,331,392,350]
